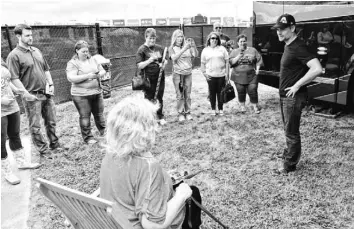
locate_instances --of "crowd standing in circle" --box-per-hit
[2,17,326,228]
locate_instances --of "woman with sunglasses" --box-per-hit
[201,32,229,116]
[169,29,198,122]
[66,40,107,144]
[229,34,263,113]
[136,28,169,125]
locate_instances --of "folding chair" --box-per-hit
[36,178,134,229]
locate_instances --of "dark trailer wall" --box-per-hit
[253,1,354,111]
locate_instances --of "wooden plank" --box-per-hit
[94,205,117,229]
[36,178,113,207]
[36,178,133,229]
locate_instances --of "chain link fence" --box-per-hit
[99,26,179,88]
[1,24,252,105]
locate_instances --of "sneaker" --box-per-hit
[274,167,296,175]
[50,145,69,151]
[254,107,261,114]
[87,139,97,144]
[18,162,41,170]
[185,114,193,120]
[219,110,224,116]
[14,148,41,169]
[40,152,53,160]
[159,119,167,125]
[2,159,21,185]
[178,114,185,122]
[240,106,246,113]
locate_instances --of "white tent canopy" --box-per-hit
[254,2,354,25]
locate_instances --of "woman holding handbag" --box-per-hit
[169,29,198,122]
[229,34,263,113]
[201,32,229,116]
[136,28,168,125]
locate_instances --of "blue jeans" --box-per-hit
[72,93,106,143]
[235,83,259,104]
[280,93,306,171]
[1,111,23,159]
[173,73,192,114]
[22,94,59,154]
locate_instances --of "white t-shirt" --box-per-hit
[201,46,229,77]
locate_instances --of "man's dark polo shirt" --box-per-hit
[279,37,316,97]
[6,45,49,92]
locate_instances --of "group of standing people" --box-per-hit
[2,24,108,185]
[2,24,60,184]
[137,23,264,122]
[100,13,323,229]
[2,12,324,228]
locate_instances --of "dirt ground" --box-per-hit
[26,69,354,229]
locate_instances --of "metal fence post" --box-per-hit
[5,24,13,51]
[95,23,103,55]
[201,25,204,47]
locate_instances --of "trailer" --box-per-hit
[253,1,354,116]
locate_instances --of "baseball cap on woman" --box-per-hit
[272,14,296,30]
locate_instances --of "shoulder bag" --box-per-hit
[221,79,235,104]
[132,69,150,91]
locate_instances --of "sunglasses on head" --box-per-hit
[77,41,88,45]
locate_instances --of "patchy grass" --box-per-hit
[27,69,354,229]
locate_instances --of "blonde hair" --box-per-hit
[105,96,159,158]
[170,29,185,49]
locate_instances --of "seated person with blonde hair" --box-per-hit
[100,96,201,229]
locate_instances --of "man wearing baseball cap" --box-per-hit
[272,14,322,174]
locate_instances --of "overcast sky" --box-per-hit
[1,0,253,24]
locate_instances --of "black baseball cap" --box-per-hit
[272,14,296,29]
